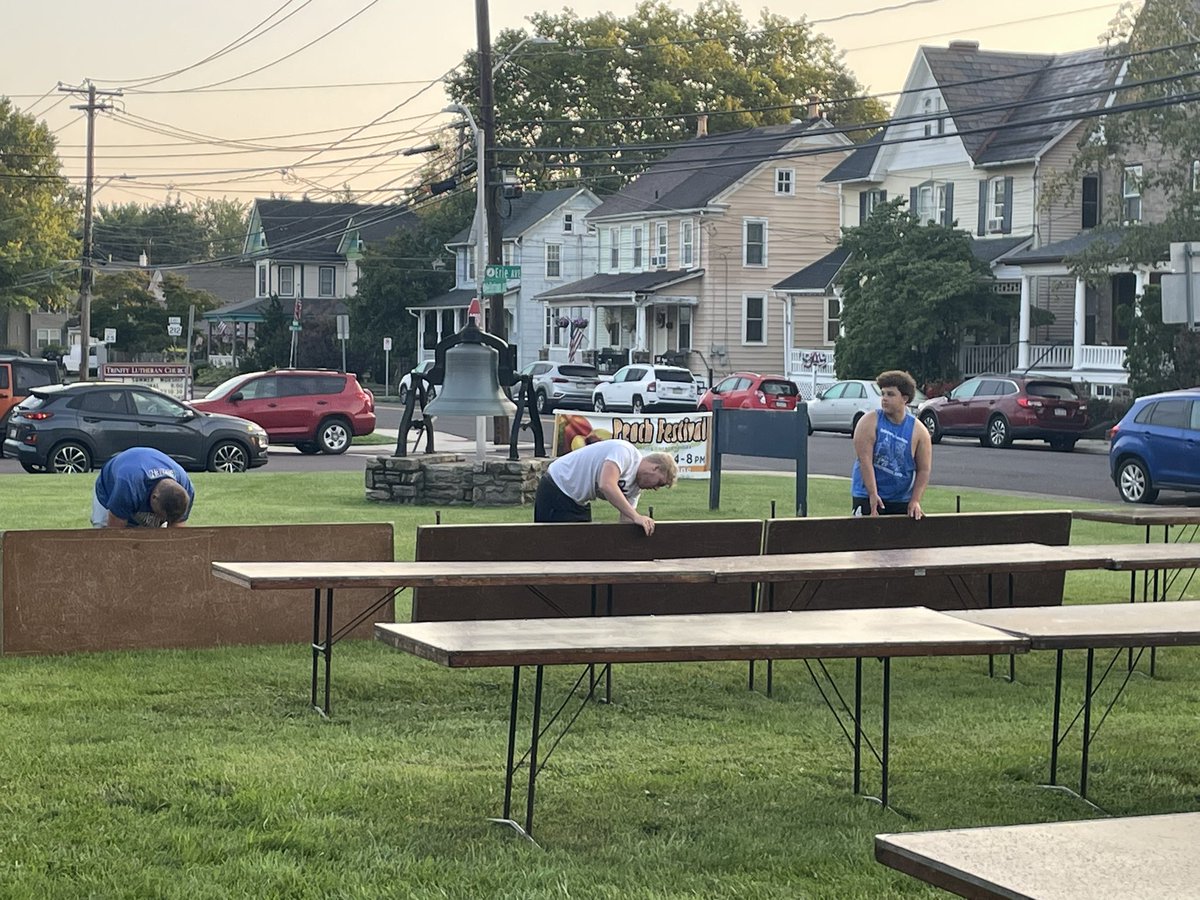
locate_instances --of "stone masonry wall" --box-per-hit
[365,453,550,506]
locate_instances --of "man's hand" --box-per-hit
[868,491,884,516]
[907,499,924,520]
[633,513,655,536]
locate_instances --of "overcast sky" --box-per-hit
[2,0,1130,206]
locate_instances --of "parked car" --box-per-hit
[520,361,601,414]
[190,368,374,454]
[917,374,1088,450]
[805,379,926,435]
[1108,387,1200,503]
[3,382,269,474]
[697,372,800,412]
[397,360,435,406]
[592,364,698,413]
[0,354,62,457]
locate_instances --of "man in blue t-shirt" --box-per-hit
[91,447,194,528]
[850,370,932,519]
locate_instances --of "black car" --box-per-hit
[3,382,270,474]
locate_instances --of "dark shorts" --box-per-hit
[534,474,592,523]
[851,496,910,517]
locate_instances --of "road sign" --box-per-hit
[482,264,521,293]
[289,322,302,332]
[336,314,350,340]
[168,316,182,325]
[383,337,392,351]
[103,328,117,343]
[167,324,183,337]
[467,297,482,323]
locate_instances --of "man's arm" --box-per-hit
[852,411,883,515]
[597,460,655,536]
[907,420,933,520]
[104,510,128,528]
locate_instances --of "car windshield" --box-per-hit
[655,368,693,383]
[203,375,249,400]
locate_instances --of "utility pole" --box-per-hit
[475,0,504,342]
[60,80,121,379]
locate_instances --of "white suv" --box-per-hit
[592,364,698,413]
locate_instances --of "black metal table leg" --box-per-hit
[1008,574,1016,682]
[502,666,521,823]
[525,665,545,837]
[881,657,891,809]
[309,587,334,717]
[1080,648,1095,800]
[1049,649,1064,786]
[322,587,333,716]
[310,588,321,712]
[853,657,862,794]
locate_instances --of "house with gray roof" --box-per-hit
[411,187,600,369]
[819,40,1153,391]
[537,118,851,381]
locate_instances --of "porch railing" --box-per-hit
[960,343,1127,376]
[788,347,837,400]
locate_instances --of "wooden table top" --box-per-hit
[949,600,1200,650]
[1100,542,1200,570]
[876,812,1200,900]
[701,543,1114,582]
[211,559,714,590]
[373,607,1029,668]
[1073,506,1200,526]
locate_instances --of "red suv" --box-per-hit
[917,374,1088,451]
[191,369,375,454]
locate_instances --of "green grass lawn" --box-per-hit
[1,471,1197,898]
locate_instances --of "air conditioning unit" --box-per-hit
[650,254,667,268]
[987,217,1004,233]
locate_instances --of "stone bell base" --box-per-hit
[365,453,551,506]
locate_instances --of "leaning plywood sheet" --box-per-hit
[1,524,393,655]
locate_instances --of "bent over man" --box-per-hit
[534,438,677,535]
[92,446,194,528]
[850,370,932,519]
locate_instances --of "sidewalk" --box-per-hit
[361,427,541,459]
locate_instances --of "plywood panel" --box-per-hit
[1,524,394,655]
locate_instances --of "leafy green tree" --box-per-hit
[835,199,1009,387]
[351,194,471,382]
[194,197,250,260]
[91,270,222,355]
[445,0,887,190]
[1050,0,1200,392]
[93,196,249,264]
[0,97,80,311]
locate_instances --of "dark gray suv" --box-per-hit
[4,382,269,474]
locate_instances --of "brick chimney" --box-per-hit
[948,40,980,51]
[696,114,708,138]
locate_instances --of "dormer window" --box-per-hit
[563,213,574,233]
[775,168,795,196]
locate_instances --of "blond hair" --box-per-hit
[643,451,679,487]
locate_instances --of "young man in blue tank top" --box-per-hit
[850,370,932,519]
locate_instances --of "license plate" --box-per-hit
[774,401,787,408]
[1054,408,1067,417]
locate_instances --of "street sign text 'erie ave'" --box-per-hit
[482,264,521,294]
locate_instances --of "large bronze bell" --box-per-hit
[425,340,516,417]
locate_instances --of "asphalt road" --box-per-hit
[0,402,1146,504]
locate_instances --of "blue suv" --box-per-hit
[1108,387,1200,503]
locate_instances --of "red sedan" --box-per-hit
[697,372,800,411]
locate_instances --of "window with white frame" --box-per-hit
[278,265,295,296]
[632,226,644,269]
[466,251,476,283]
[916,181,947,225]
[545,242,562,278]
[563,212,574,233]
[922,96,945,137]
[544,307,554,346]
[775,168,795,196]
[743,295,766,343]
[1191,159,1199,192]
[318,266,335,297]
[503,243,515,265]
[609,227,620,270]
[987,177,1007,233]
[825,295,841,344]
[743,219,767,266]
[861,189,886,222]
[680,220,695,268]
[652,222,668,268]
[35,327,58,348]
[1123,164,1143,223]
[257,264,267,297]
[677,305,692,350]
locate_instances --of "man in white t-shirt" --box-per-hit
[534,439,678,535]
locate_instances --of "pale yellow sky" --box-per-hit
[2,0,1131,206]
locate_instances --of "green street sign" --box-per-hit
[289,320,302,332]
[482,264,521,293]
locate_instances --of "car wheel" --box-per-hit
[984,415,1011,448]
[1117,458,1158,504]
[317,417,351,454]
[48,441,91,474]
[20,460,45,474]
[850,412,864,436]
[208,440,249,473]
[919,410,941,444]
[1049,436,1077,452]
[537,390,551,416]
[593,396,607,413]
[397,386,409,406]
[296,442,320,455]
[632,396,645,413]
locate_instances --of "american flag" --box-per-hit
[567,326,585,362]
[216,321,230,336]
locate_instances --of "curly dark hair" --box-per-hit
[876,370,917,403]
